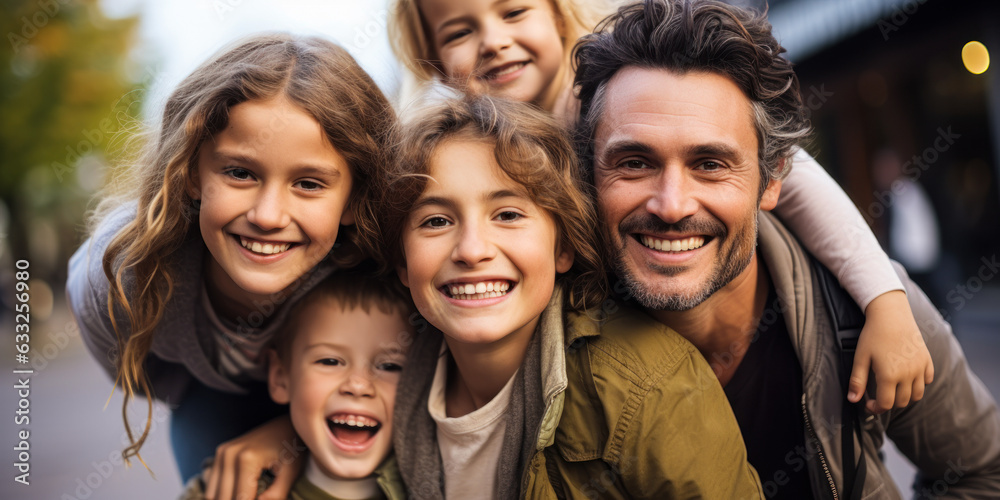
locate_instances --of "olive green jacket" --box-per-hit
[522,305,764,499]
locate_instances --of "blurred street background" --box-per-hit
[1,0,998,498]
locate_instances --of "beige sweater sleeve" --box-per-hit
[773,149,904,309]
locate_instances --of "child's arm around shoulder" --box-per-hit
[775,150,933,413]
[201,415,302,500]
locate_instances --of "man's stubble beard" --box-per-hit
[604,211,760,311]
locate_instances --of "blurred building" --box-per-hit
[741,0,999,308]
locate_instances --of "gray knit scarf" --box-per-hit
[393,325,546,500]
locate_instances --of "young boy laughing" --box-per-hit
[181,272,413,500]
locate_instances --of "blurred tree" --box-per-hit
[0,0,144,286]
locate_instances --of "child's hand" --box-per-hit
[204,415,302,500]
[849,290,935,414]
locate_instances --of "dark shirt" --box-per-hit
[724,287,814,499]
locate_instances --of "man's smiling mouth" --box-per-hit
[639,235,707,252]
[442,280,512,300]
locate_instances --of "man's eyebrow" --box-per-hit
[599,140,656,162]
[686,143,745,161]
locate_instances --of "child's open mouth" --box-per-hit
[236,235,296,255]
[442,280,513,300]
[327,413,381,447]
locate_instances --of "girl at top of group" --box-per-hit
[65,33,396,498]
[387,0,934,411]
[382,94,763,498]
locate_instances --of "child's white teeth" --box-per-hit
[240,237,291,255]
[448,281,510,300]
[487,62,526,78]
[330,414,378,427]
[640,236,706,252]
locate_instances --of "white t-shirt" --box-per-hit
[428,344,517,499]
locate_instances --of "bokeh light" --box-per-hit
[962,41,990,74]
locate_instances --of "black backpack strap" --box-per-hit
[811,257,868,500]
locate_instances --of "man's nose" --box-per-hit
[645,167,698,224]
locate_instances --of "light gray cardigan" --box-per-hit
[66,202,335,403]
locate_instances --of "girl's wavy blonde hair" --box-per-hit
[381,95,606,311]
[93,33,396,465]
[388,0,613,89]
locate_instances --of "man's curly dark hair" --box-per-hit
[572,0,810,194]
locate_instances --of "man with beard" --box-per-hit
[566,0,1000,498]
